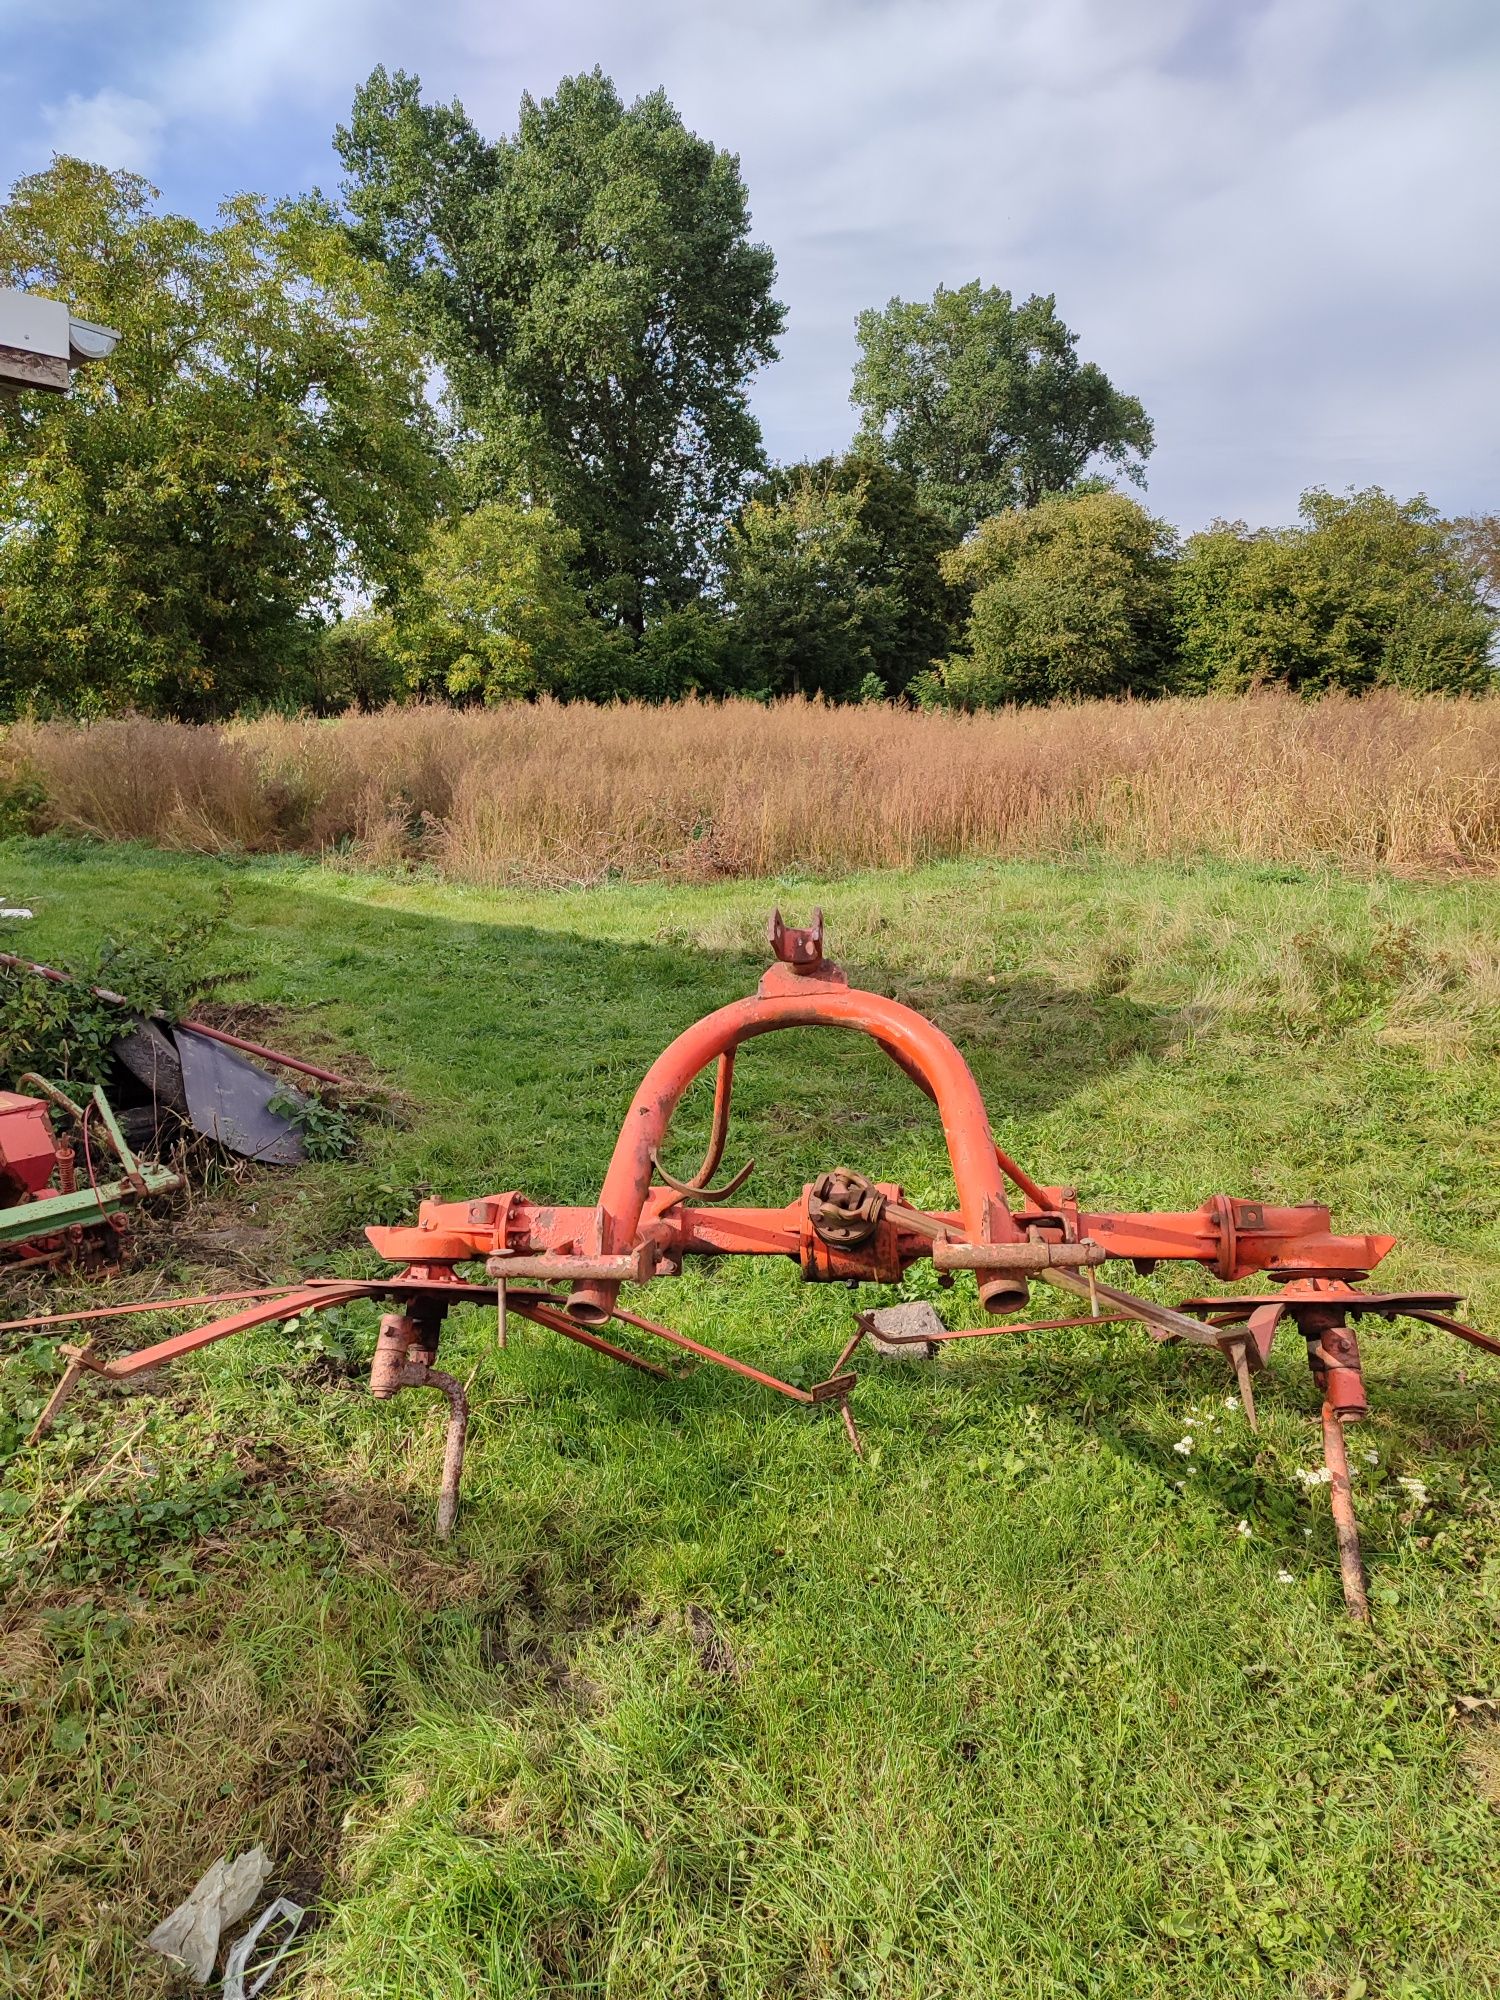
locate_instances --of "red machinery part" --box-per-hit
[0,1091,61,1200]
[19,910,1494,1622]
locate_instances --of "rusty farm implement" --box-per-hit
[16,911,1493,1620]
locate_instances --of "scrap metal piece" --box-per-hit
[223,1897,306,2000]
[175,1027,306,1163]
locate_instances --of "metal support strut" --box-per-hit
[369,1312,469,1539]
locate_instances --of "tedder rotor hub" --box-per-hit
[20,911,1496,1627]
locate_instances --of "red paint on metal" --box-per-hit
[24,908,1491,1624]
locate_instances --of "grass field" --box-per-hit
[3,835,1500,1998]
[5,689,1500,884]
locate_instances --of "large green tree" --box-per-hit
[852,282,1153,533]
[723,468,905,700]
[1173,489,1496,695]
[751,453,960,694]
[0,158,446,719]
[337,67,784,632]
[379,502,628,703]
[928,491,1178,708]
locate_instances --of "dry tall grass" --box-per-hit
[3,691,1498,884]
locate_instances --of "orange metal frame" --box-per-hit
[18,909,1492,1622]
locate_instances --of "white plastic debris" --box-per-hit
[0,906,32,919]
[224,1896,306,1999]
[145,1847,273,1982]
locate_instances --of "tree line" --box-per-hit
[0,67,1495,720]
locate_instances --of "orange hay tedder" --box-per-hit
[19,912,1494,1619]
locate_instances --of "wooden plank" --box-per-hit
[0,343,68,392]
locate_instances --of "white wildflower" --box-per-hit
[1396,1476,1429,1508]
[1225,1395,1239,1409]
[1277,1569,1295,1584]
[1236,1520,1252,1538]
[1173,1436,1194,1456]
[1303,1527,1312,1539]
[1296,1466,1332,1487]
[1364,1450,1379,1465]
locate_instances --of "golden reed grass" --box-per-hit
[3,691,1498,884]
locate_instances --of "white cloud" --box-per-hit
[42,88,164,174]
[11,0,1500,526]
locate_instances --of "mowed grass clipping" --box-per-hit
[1,839,1499,1999]
[4,687,1500,884]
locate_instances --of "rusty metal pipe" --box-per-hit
[571,984,1029,1325]
[368,1314,468,1538]
[1321,1401,1370,1621]
[932,1239,1106,1273]
[423,1367,468,1540]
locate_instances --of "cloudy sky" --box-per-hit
[3,0,1496,531]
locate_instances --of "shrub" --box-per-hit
[386,503,629,703]
[932,491,1178,708]
[1173,489,1496,695]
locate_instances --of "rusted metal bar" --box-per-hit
[0,1283,350,1336]
[932,1238,1107,1273]
[487,1246,653,1283]
[173,1022,357,1089]
[0,951,361,1088]
[1039,1267,1225,1347]
[610,1303,855,1406]
[510,1298,673,1376]
[656,1048,739,1191]
[650,1149,755,1203]
[26,1342,106,1443]
[1407,1310,1500,1361]
[427,1368,468,1538]
[367,1312,469,1537]
[1226,1337,1259,1429]
[1321,1400,1370,1621]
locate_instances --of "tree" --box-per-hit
[1173,489,1496,695]
[851,282,1153,533]
[926,491,1177,708]
[383,503,628,702]
[752,453,960,693]
[1452,513,1500,617]
[0,158,446,719]
[723,470,904,700]
[338,67,784,632]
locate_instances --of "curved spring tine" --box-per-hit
[1405,1310,1500,1361]
[654,1049,741,1196]
[651,1148,756,1203]
[690,1050,737,1187]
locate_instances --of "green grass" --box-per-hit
[3,837,1500,1999]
